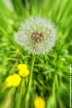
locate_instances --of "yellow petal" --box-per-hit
[12,74,21,87]
[17,64,27,70]
[5,75,13,87]
[34,97,45,108]
[19,69,29,77]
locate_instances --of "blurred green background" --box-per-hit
[0,0,72,108]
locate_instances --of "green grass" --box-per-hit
[0,0,72,108]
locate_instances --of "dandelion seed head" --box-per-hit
[31,31,44,43]
[14,16,57,55]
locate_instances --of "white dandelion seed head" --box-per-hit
[14,16,57,55]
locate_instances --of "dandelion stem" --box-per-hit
[23,55,35,108]
[13,48,20,73]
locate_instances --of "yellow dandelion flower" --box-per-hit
[34,96,45,108]
[5,74,21,87]
[12,74,21,87]
[19,68,29,77]
[17,64,27,71]
[5,75,13,87]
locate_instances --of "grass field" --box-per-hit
[0,0,72,108]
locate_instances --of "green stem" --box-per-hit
[23,55,35,108]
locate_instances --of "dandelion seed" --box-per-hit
[34,96,45,108]
[14,16,57,55]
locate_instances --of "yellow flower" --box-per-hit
[34,97,45,108]
[17,64,29,77]
[5,74,21,87]
[19,68,29,77]
[17,64,27,70]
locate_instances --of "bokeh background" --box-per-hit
[0,0,72,108]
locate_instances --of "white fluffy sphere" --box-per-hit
[14,16,57,55]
